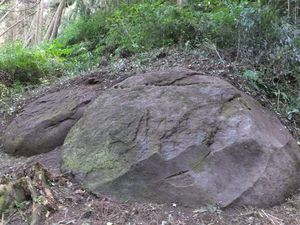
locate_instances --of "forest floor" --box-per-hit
[0,48,300,225]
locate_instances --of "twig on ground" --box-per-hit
[2,209,17,225]
[259,210,284,225]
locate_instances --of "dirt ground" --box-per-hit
[0,48,299,225]
[4,168,300,225]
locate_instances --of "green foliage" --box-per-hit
[192,2,299,116]
[243,70,260,82]
[105,1,199,53]
[0,43,66,86]
[57,0,201,57]
[59,11,109,48]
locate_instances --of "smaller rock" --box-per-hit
[1,88,96,156]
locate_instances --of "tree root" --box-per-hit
[0,163,57,225]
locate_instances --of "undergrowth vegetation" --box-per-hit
[0,0,299,119]
[0,42,71,88]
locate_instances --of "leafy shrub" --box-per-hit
[0,43,66,86]
[195,2,299,111]
[57,0,201,57]
[104,1,200,53]
[58,11,109,49]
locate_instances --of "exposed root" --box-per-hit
[0,163,57,225]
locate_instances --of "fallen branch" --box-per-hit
[0,0,6,7]
[0,0,41,12]
[0,11,9,23]
[258,210,284,225]
[0,11,36,38]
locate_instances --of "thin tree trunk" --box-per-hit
[44,0,66,41]
[44,11,56,41]
[23,10,26,41]
[288,0,290,18]
[24,35,32,47]
[24,12,37,46]
[295,3,298,23]
[35,0,43,43]
[177,0,184,47]
[49,0,66,41]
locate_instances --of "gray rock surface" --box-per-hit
[60,68,300,208]
[1,88,96,156]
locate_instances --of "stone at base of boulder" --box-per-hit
[1,88,96,156]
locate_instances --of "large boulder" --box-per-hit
[1,88,96,156]
[61,68,300,208]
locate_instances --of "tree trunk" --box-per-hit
[49,0,66,41]
[177,0,184,47]
[44,11,56,41]
[35,0,43,44]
